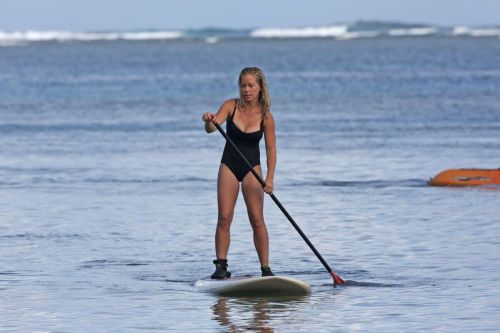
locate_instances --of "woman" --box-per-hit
[202,67,276,279]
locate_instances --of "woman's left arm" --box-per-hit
[263,112,276,194]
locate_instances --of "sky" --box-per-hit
[1,0,499,31]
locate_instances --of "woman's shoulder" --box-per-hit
[263,110,274,121]
[221,98,238,109]
[219,98,238,118]
[262,110,275,129]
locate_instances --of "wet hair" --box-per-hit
[238,67,271,116]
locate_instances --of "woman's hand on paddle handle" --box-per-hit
[263,177,274,194]
[202,112,216,123]
[202,112,217,133]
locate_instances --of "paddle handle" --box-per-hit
[212,120,345,286]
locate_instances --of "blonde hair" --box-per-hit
[238,67,271,117]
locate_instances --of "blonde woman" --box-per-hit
[202,67,276,279]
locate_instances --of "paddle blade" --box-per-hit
[331,272,345,287]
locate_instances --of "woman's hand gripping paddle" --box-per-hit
[211,118,345,287]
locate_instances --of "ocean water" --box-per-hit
[1,36,500,332]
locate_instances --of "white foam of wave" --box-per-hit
[120,31,184,40]
[250,25,348,38]
[453,26,500,37]
[388,27,438,36]
[337,31,381,40]
[205,37,219,44]
[0,30,184,43]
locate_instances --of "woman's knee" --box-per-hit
[248,214,266,230]
[217,214,233,231]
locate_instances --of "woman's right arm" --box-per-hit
[202,99,234,133]
[202,112,217,133]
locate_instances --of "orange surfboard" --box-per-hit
[428,169,500,186]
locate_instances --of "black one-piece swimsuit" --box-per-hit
[221,100,264,182]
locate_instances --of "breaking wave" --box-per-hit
[250,25,349,38]
[0,30,184,45]
[1,21,499,46]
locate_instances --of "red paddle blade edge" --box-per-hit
[331,272,345,286]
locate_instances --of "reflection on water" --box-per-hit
[212,296,310,332]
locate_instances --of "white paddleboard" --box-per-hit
[194,276,311,296]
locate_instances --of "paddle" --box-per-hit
[211,119,345,287]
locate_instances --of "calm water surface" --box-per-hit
[0,37,499,332]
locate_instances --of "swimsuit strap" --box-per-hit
[229,99,238,121]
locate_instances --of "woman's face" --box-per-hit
[240,74,261,103]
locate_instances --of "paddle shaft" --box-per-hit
[212,120,344,286]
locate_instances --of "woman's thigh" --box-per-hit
[217,164,240,219]
[241,166,264,221]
